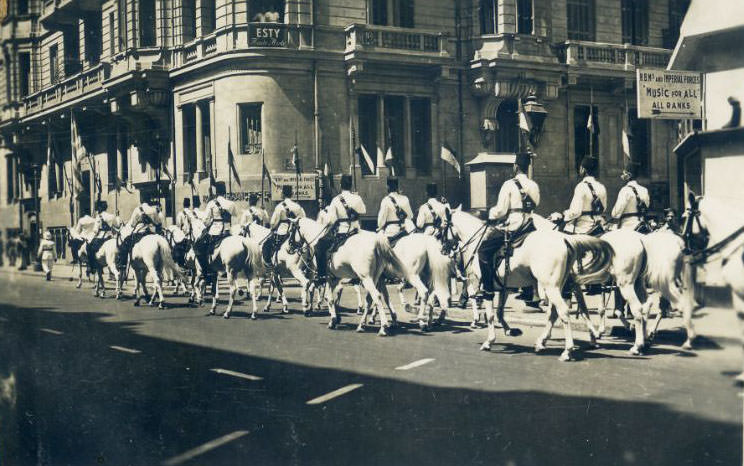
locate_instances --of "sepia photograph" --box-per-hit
[0,0,742,464]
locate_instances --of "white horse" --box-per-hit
[294,217,409,336]
[119,224,184,309]
[450,209,614,361]
[75,236,124,299]
[67,215,97,288]
[684,194,744,380]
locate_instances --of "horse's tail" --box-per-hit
[158,238,184,282]
[375,233,408,281]
[564,234,614,285]
[241,237,262,278]
[643,232,693,307]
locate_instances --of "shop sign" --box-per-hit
[249,23,288,48]
[270,173,317,201]
[636,69,702,119]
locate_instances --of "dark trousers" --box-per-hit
[315,235,333,279]
[478,228,506,297]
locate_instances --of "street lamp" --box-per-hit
[522,94,548,148]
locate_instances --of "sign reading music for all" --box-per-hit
[636,69,703,120]
[270,173,317,201]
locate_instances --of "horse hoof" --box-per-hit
[209,309,216,316]
[378,327,388,337]
[328,320,336,329]
[470,321,479,330]
[480,342,491,351]
[158,303,165,310]
[559,351,572,362]
[263,306,270,313]
[505,328,522,337]
[250,313,257,320]
[682,340,693,350]
[628,346,642,356]
[223,313,230,319]
[356,307,364,315]
[535,342,546,353]
[304,310,312,318]
[282,306,289,314]
[418,321,428,331]
[133,302,140,307]
[356,325,365,333]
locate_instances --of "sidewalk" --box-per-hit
[0,262,738,348]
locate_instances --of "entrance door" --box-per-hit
[79,170,92,217]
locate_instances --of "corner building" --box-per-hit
[0,0,687,255]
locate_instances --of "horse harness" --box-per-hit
[682,203,744,266]
[383,195,409,247]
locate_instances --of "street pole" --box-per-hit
[32,164,42,272]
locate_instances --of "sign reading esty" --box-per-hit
[249,23,288,48]
[270,173,317,201]
[636,69,702,120]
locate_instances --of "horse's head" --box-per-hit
[119,223,134,241]
[681,192,710,254]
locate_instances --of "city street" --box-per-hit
[0,269,741,466]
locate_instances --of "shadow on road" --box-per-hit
[0,303,740,466]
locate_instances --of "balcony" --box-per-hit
[344,23,451,69]
[40,0,101,28]
[557,40,672,72]
[24,63,110,116]
[471,34,558,65]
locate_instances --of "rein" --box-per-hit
[688,223,744,265]
[453,220,489,272]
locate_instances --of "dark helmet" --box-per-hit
[426,183,438,198]
[623,157,641,179]
[580,156,599,175]
[192,195,202,208]
[340,174,353,190]
[281,185,293,198]
[183,197,191,208]
[249,193,259,205]
[214,181,227,197]
[386,176,399,192]
[95,200,108,212]
[515,152,532,173]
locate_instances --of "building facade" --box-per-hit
[0,0,687,255]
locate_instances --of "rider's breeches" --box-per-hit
[478,229,506,297]
[315,235,333,278]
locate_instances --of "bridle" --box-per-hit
[682,196,744,265]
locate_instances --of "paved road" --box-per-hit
[0,271,741,465]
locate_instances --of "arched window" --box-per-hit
[495,99,519,153]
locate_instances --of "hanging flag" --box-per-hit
[440,143,461,178]
[262,160,275,187]
[161,159,173,183]
[519,107,532,133]
[323,161,330,178]
[70,113,85,194]
[359,144,375,174]
[227,127,241,187]
[46,129,58,196]
[291,142,300,173]
[586,107,596,134]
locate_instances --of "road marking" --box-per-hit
[306,384,363,405]
[395,358,435,371]
[161,430,250,466]
[109,345,141,354]
[209,368,263,381]
[40,328,63,335]
[0,317,8,322]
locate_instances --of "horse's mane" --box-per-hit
[700,196,744,240]
[451,209,484,232]
[298,217,326,244]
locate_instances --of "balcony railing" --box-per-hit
[345,24,448,56]
[557,40,672,70]
[24,63,110,114]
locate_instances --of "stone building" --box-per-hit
[0,0,687,255]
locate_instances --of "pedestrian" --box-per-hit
[7,233,16,266]
[37,230,57,280]
[0,231,4,267]
[17,232,28,270]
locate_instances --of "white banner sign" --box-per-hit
[270,173,317,201]
[636,69,702,120]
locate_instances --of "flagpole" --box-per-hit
[228,127,233,195]
[350,117,357,192]
[589,86,594,158]
[260,148,266,208]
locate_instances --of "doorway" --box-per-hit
[79,170,92,217]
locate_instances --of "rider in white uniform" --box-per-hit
[265,185,305,264]
[378,177,414,243]
[240,193,270,227]
[176,197,198,237]
[416,182,450,237]
[554,156,606,235]
[194,182,240,273]
[611,158,651,233]
[477,152,539,299]
[118,196,163,268]
[88,200,120,274]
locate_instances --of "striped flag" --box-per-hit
[227,127,241,187]
[440,143,461,178]
[70,113,85,194]
[291,141,300,173]
[359,145,375,174]
[46,129,58,195]
[622,113,632,161]
[586,107,596,134]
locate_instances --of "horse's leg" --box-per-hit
[76,262,83,288]
[247,278,257,320]
[597,288,609,337]
[535,303,558,352]
[98,268,106,298]
[326,280,343,329]
[572,283,600,347]
[263,273,276,312]
[495,288,520,337]
[468,280,480,329]
[223,269,238,319]
[354,284,365,315]
[480,295,497,351]
[397,283,411,313]
[543,286,575,361]
[618,283,646,355]
[360,276,391,336]
[378,280,398,328]
[133,268,143,306]
[210,276,220,315]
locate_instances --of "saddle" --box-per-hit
[87,237,107,268]
[386,230,408,248]
[328,228,357,258]
[261,233,287,265]
[491,218,537,288]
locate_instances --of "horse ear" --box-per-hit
[454,204,462,212]
[687,191,698,208]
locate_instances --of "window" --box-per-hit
[139,0,156,46]
[628,109,651,177]
[107,133,117,190]
[622,0,648,45]
[567,0,595,41]
[574,105,599,172]
[48,227,68,259]
[182,0,196,41]
[202,0,216,34]
[494,99,519,153]
[370,0,414,28]
[6,157,14,203]
[17,0,28,15]
[63,27,80,76]
[18,52,30,98]
[239,103,262,154]
[665,0,690,48]
[516,0,533,34]
[358,95,378,175]
[109,12,116,56]
[410,98,431,174]
[49,45,59,85]
[384,96,405,175]
[118,0,128,50]
[85,12,102,64]
[480,0,497,35]
[183,105,196,173]
[249,0,284,23]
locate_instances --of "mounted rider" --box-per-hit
[416,182,450,238]
[611,157,651,233]
[116,196,163,269]
[193,181,239,274]
[477,152,539,300]
[264,185,305,264]
[240,193,269,227]
[314,174,366,284]
[176,197,199,237]
[553,156,607,235]
[378,176,414,246]
[87,200,120,274]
